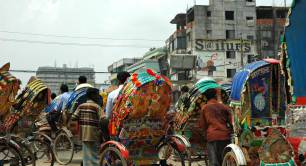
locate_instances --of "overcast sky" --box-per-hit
[0,0,291,85]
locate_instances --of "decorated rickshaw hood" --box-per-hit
[230,59,279,102]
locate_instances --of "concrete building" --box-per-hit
[108,58,141,85]
[127,47,169,75]
[36,65,95,94]
[256,6,288,58]
[167,0,257,83]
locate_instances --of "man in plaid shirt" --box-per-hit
[72,88,104,166]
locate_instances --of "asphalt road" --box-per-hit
[36,152,207,166]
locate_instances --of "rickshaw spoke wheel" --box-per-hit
[158,143,189,166]
[0,142,25,166]
[222,151,238,166]
[100,146,127,166]
[53,132,74,165]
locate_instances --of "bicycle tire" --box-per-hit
[29,137,55,166]
[11,136,36,166]
[53,132,74,165]
[0,141,26,166]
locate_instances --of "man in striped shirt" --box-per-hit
[72,88,104,166]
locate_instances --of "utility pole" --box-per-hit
[240,34,244,67]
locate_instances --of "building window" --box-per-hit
[226,51,236,59]
[261,30,272,38]
[207,30,212,38]
[247,35,254,40]
[226,30,235,39]
[246,0,253,2]
[225,11,234,20]
[207,11,211,17]
[246,16,253,20]
[227,69,236,78]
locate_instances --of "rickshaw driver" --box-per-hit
[198,88,233,166]
[105,71,130,119]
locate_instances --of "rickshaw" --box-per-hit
[172,77,229,165]
[0,63,24,165]
[280,0,306,164]
[100,69,190,166]
[224,59,296,165]
[2,73,54,166]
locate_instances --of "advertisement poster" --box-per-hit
[248,66,271,119]
[196,51,225,75]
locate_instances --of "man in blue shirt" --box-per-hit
[46,84,71,131]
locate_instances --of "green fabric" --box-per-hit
[260,159,295,166]
[195,80,221,93]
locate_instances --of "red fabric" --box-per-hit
[296,97,306,105]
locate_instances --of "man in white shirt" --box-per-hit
[105,71,130,119]
[75,76,93,91]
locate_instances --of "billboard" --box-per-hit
[196,51,225,75]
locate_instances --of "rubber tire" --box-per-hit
[0,141,26,166]
[159,143,188,166]
[100,146,128,166]
[53,132,74,165]
[222,151,239,166]
[29,138,55,166]
[15,140,36,166]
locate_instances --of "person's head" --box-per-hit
[86,87,102,105]
[117,71,130,85]
[51,93,57,100]
[78,76,87,84]
[60,84,69,94]
[204,88,217,101]
[181,85,189,93]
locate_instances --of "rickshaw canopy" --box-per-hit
[230,59,279,101]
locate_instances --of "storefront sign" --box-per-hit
[195,39,252,53]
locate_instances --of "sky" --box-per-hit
[0,0,291,85]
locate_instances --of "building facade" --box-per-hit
[108,58,141,85]
[36,65,95,94]
[127,47,169,75]
[256,6,288,58]
[167,0,258,83]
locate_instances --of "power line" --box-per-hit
[0,30,164,42]
[0,37,155,48]
[10,69,111,74]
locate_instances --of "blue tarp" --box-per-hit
[230,60,269,101]
[285,0,306,98]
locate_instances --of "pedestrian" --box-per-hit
[105,71,130,119]
[72,87,103,166]
[75,75,93,91]
[198,88,232,166]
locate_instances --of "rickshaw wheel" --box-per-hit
[222,151,238,166]
[158,143,189,166]
[0,141,25,166]
[53,132,74,165]
[30,137,55,166]
[100,146,128,166]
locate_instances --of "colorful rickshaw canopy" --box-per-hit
[230,59,279,101]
